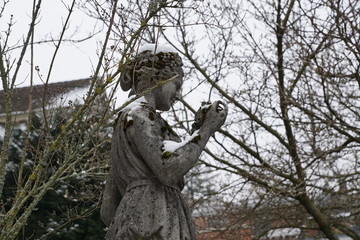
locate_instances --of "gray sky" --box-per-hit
[0,0,102,90]
[0,0,221,109]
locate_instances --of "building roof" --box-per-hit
[0,78,91,115]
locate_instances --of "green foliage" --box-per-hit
[2,112,107,239]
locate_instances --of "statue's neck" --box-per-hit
[143,93,156,109]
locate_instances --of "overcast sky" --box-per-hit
[0,0,102,90]
[1,1,216,109]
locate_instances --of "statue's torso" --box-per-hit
[106,104,196,240]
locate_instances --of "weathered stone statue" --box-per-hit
[100,44,227,240]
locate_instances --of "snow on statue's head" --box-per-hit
[119,44,184,96]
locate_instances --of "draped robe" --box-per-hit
[101,102,197,240]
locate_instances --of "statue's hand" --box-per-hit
[203,101,228,132]
[191,101,227,134]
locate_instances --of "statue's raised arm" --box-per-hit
[100,44,227,240]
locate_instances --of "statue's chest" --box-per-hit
[158,118,180,142]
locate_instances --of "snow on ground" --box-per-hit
[338,236,354,240]
[267,228,301,238]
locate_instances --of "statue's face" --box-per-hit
[154,75,182,111]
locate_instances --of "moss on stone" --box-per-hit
[161,151,172,159]
[190,135,201,144]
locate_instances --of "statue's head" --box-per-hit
[119,45,184,97]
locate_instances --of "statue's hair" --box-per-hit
[119,50,183,95]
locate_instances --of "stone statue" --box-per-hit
[100,44,227,240]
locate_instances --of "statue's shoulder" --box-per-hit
[117,102,162,131]
[127,102,159,121]
[116,97,153,119]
